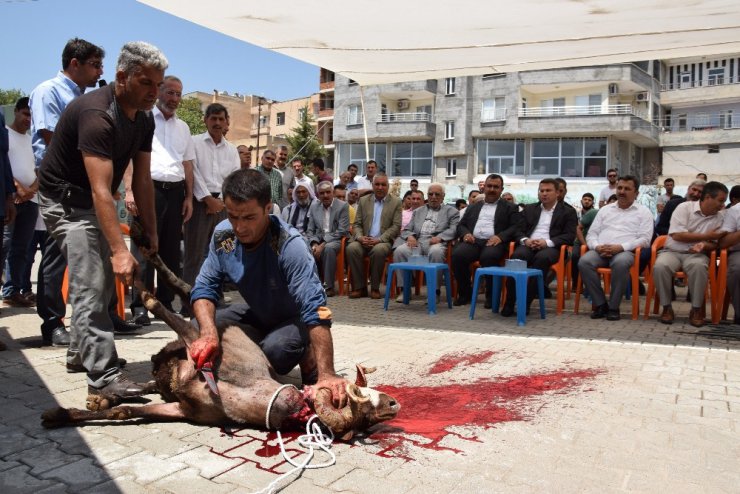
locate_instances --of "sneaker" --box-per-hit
[395,292,405,303]
[131,308,151,326]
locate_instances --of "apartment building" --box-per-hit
[659,55,740,183]
[331,56,739,200]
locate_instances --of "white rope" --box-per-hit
[251,415,336,494]
[265,384,297,430]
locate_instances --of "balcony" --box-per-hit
[480,108,506,123]
[320,80,335,92]
[318,108,334,120]
[660,77,740,107]
[660,113,740,146]
[250,125,270,137]
[519,104,646,119]
[377,112,432,123]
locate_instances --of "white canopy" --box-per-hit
[140,0,740,85]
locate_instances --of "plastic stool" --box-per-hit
[469,266,546,326]
[383,262,452,315]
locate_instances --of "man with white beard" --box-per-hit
[281,183,316,237]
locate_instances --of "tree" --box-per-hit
[0,88,27,106]
[285,104,326,167]
[176,96,206,135]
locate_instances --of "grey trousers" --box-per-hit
[393,240,446,288]
[317,240,341,290]
[346,240,392,291]
[726,250,740,319]
[39,193,120,388]
[183,198,226,287]
[578,250,634,310]
[653,250,709,309]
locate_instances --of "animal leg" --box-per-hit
[129,220,192,300]
[139,288,199,343]
[42,402,188,428]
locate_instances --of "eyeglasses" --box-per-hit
[607,174,617,178]
[83,60,103,69]
[263,157,275,161]
[427,192,443,196]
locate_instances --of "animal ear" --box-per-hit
[346,383,370,403]
[354,364,376,387]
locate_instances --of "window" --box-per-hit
[680,72,693,89]
[720,110,733,129]
[415,105,433,117]
[347,104,362,125]
[574,94,602,114]
[677,114,687,131]
[531,138,607,177]
[390,142,433,177]
[481,97,506,121]
[276,112,285,126]
[540,97,566,115]
[348,79,358,85]
[482,73,506,80]
[476,139,525,175]
[298,107,307,121]
[444,121,455,140]
[445,77,456,95]
[337,143,387,174]
[708,67,725,86]
[258,115,268,127]
[446,159,457,177]
[708,145,720,153]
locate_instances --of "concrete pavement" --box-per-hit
[1,287,739,493]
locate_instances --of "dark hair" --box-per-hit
[730,185,740,203]
[700,181,728,201]
[539,178,559,189]
[205,103,229,119]
[14,97,29,111]
[696,172,708,180]
[553,177,566,188]
[62,38,105,70]
[485,173,504,186]
[467,189,479,200]
[582,192,594,200]
[663,177,675,185]
[410,179,418,185]
[607,168,618,175]
[367,160,377,167]
[312,158,325,171]
[403,190,413,199]
[222,169,271,207]
[455,199,467,208]
[347,163,358,171]
[618,175,640,190]
[334,184,346,191]
[607,194,618,203]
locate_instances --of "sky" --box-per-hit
[0,0,318,101]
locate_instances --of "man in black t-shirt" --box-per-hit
[38,42,167,400]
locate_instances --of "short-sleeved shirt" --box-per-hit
[720,205,740,252]
[574,208,598,248]
[599,184,617,203]
[6,126,37,203]
[665,200,725,252]
[38,84,154,196]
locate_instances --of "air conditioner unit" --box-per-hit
[397,99,410,110]
[635,92,649,102]
[608,83,619,95]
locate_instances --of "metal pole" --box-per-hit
[359,86,370,164]
[256,97,262,159]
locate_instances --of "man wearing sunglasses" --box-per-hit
[598,168,619,208]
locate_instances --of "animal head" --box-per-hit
[312,365,400,440]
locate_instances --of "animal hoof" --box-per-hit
[86,394,119,411]
[41,407,71,428]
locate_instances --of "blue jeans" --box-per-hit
[2,201,39,297]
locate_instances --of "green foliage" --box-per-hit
[176,97,206,135]
[0,88,27,106]
[285,104,326,166]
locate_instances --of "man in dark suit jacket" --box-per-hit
[502,178,577,316]
[346,174,402,298]
[307,181,350,297]
[452,173,522,306]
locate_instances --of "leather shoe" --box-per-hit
[348,288,367,299]
[50,327,70,346]
[4,292,35,308]
[370,290,382,299]
[590,303,609,319]
[606,309,621,321]
[484,299,493,310]
[325,287,336,298]
[67,358,127,373]
[453,296,470,307]
[659,306,674,325]
[112,315,141,333]
[88,374,147,399]
[131,309,151,326]
[689,307,705,327]
[500,304,515,317]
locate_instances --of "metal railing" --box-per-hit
[480,108,506,122]
[377,112,432,123]
[518,104,646,119]
[660,113,740,132]
[661,76,739,91]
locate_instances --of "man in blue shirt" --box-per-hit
[189,169,347,404]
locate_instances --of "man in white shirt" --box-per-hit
[291,158,314,194]
[183,103,239,290]
[355,160,377,197]
[654,181,727,326]
[579,175,654,320]
[598,168,619,208]
[126,76,195,322]
[656,177,677,214]
[2,98,38,308]
[719,186,740,325]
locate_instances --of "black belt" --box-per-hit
[211,192,220,199]
[152,180,185,190]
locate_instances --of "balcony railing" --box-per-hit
[661,113,740,132]
[661,76,739,91]
[377,112,432,123]
[519,104,646,119]
[480,108,506,122]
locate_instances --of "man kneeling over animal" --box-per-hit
[189,168,348,405]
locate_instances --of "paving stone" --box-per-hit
[151,468,235,493]
[6,443,87,475]
[106,451,188,484]
[168,445,244,479]
[0,427,49,457]
[39,457,112,491]
[80,475,154,494]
